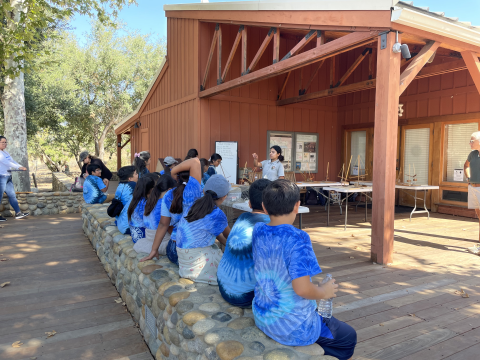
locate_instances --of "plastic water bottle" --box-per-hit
[317,273,333,318]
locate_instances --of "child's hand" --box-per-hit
[318,278,338,299]
[252,153,258,160]
[140,250,159,262]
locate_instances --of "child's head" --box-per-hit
[262,179,300,220]
[117,165,138,182]
[87,164,102,176]
[200,158,209,173]
[163,156,178,174]
[249,179,272,211]
[210,153,222,167]
[185,148,199,160]
[269,145,285,162]
[144,174,176,216]
[185,175,231,222]
[133,151,151,175]
[127,173,158,220]
[170,170,190,214]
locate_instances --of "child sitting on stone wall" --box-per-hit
[114,166,138,235]
[176,174,231,285]
[83,164,115,204]
[252,179,357,360]
[217,178,271,308]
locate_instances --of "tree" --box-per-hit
[1,0,135,191]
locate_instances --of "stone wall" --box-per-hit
[52,172,74,192]
[82,204,329,360]
[1,191,83,217]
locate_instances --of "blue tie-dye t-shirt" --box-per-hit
[115,181,136,234]
[217,212,270,302]
[252,223,324,346]
[129,198,146,243]
[83,175,107,204]
[161,176,203,240]
[144,196,163,230]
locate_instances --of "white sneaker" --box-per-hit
[15,212,29,219]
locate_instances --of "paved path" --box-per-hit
[0,214,152,360]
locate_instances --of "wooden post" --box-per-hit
[371,32,401,265]
[217,24,222,85]
[117,134,122,171]
[273,28,280,64]
[241,26,247,75]
[461,51,480,94]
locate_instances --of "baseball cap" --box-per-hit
[164,156,178,166]
[79,151,89,162]
[204,174,231,198]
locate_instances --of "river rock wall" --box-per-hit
[81,204,330,360]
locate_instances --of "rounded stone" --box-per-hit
[211,312,232,323]
[192,319,216,336]
[199,303,221,313]
[176,300,194,315]
[241,327,266,341]
[204,328,237,345]
[197,287,217,296]
[216,341,244,360]
[182,326,195,340]
[157,295,166,310]
[160,342,170,357]
[141,264,163,275]
[164,285,185,298]
[227,317,255,330]
[158,281,178,295]
[170,343,180,356]
[227,307,244,316]
[293,344,324,356]
[263,349,298,360]
[248,341,265,355]
[183,311,207,326]
[170,328,180,346]
[179,278,194,285]
[171,311,179,325]
[163,325,171,345]
[169,291,191,307]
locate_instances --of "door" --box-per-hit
[399,124,434,208]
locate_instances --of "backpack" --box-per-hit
[305,187,326,206]
[107,185,126,217]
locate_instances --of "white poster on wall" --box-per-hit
[215,142,238,184]
[454,169,464,182]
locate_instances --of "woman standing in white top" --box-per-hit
[0,136,29,221]
[252,145,285,181]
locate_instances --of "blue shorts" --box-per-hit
[167,239,178,265]
[316,317,357,360]
[218,280,254,308]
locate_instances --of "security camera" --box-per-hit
[392,31,411,59]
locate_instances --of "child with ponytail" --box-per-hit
[133,151,151,178]
[176,174,231,284]
[140,158,203,264]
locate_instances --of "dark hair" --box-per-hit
[87,163,101,175]
[200,158,209,171]
[263,179,300,216]
[144,174,176,216]
[185,190,219,223]
[249,179,272,211]
[210,153,222,163]
[185,149,199,160]
[270,146,285,162]
[134,151,150,176]
[169,171,190,214]
[0,136,6,141]
[117,165,136,181]
[127,174,157,221]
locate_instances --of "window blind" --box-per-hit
[404,128,430,185]
[445,123,477,182]
[350,131,366,175]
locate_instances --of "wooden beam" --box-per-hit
[399,41,441,95]
[330,56,335,88]
[461,51,480,95]
[200,24,219,91]
[369,48,374,79]
[273,28,280,64]
[277,79,376,106]
[371,32,401,265]
[120,138,131,150]
[336,48,371,87]
[277,72,291,100]
[317,30,325,47]
[301,60,325,95]
[117,134,122,171]
[415,59,466,79]
[241,26,247,75]
[217,24,222,85]
[200,30,380,97]
[281,30,317,61]
[221,25,243,83]
[246,27,275,74]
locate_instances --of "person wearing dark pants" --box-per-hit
[0,136,29,221]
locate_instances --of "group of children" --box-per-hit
[82,148,356,360]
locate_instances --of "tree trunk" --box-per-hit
[94,139,105,161]
[1,0,31,192]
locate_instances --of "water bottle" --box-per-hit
[317,273,333,318]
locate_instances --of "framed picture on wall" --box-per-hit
[295,132,319,173]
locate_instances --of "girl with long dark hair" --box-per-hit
[140,158,203,263]
[200,158,210,186]
[114,166,138,234]
[127,173,158,244]
[176,174,231,284]
[133,151,151,178]
[252,145,285,181]
[206,153,222,177]
[184,148,199,160]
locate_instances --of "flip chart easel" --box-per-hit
[215,141,238,184]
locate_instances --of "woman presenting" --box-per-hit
[0,136,29,221]
[79,151,113,186]
[252,145,285,181]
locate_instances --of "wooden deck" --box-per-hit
[1,208,480,360]
[298,205,480,360]
[0,214,152,360]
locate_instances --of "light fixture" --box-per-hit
[117,142,121,147]
[134,122,139,128]
[398,104,404,117]
[427,52,436,64]
[392,31,411,59]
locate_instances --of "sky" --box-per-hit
[69,0,480,40]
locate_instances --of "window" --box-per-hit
[442,190,468,203]
[443,123,478,182]
[350,131,366,176]
[403,128,430,185]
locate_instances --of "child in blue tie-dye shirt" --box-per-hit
[83,164,115,204]
[217,179,271,308]
[114,166,138,234]
[252,180,357,360]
